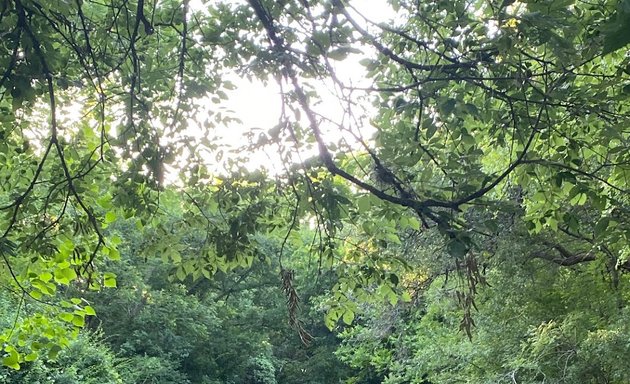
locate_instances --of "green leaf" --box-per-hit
[170,250,182,263]
[388,291,398,306]
[385,233,402,245]
[425,123,437,139]
[104,211,117,223]
[408,217,420,231]
[447,239,469,258]
[107,246,120,261]
[175,267,186,281]
[103,272,117,288]
[342,309,355,325]
[324,308,341,330]
[594,218,610,238]
[357,195,371,212]
[48,345,62,360]
[602,11,630,55]
[59,312,74,323]
[84,305,96,316]
[39,272,53,282]
[54,267,77,285]
[110,235,122,246]
[442,98,457,114]
[2,349,20,370]
[72,314,85,327]
[24,352,38,362]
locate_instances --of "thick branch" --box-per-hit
[531,251,596,266]
[530,239,596,266]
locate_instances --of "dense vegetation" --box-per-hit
[1,0,629,382]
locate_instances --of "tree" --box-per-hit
[336,225,630,383]
[0,0,629,369]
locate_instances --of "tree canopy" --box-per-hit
[0,0,629,379]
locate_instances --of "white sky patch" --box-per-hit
[211,0,394,175]
[350,0,398,26]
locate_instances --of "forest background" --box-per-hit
[0,0,629,382]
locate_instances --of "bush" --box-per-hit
[243,355,277,384]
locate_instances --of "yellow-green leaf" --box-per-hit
[342,310,355,325]
[2,349,20,370]
[84,305,96,316]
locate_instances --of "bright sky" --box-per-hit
[35,1,395,181]
[217,0,395,174]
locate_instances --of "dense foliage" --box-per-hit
[0,0,629,382]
